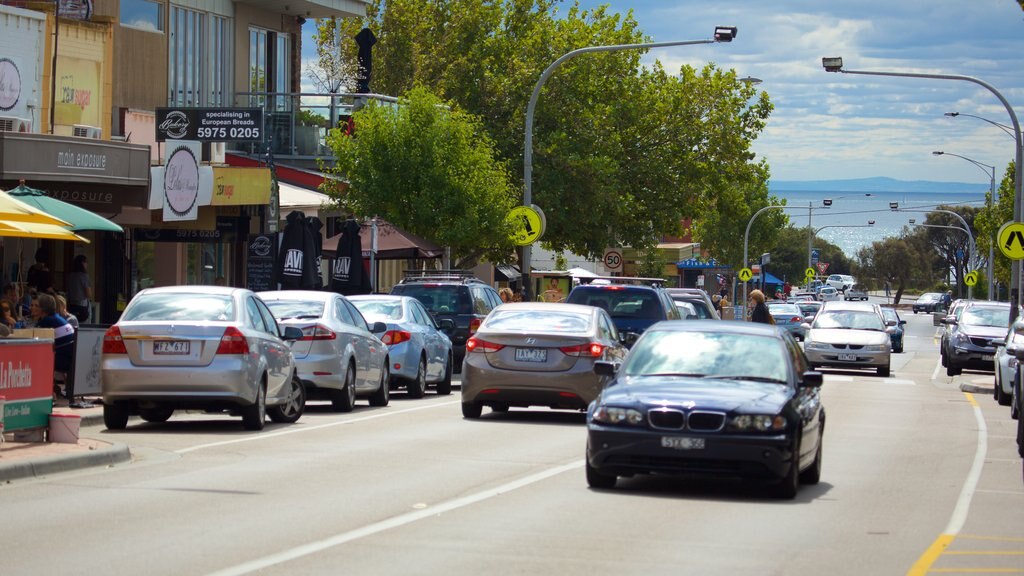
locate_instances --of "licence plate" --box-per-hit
[838,353,857,361]
[514,348,547,363]
[661,436,705,450]
[154,340,190,355]
[983,355,994,362]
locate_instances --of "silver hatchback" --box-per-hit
[101,286,305,431]
[802,301,893,376]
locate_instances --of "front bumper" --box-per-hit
[804,345,889,369]
[949,342,996,369]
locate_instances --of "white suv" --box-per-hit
[826,274,856,293]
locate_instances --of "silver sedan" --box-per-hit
[259,290,391,412]
[101,286,305,431]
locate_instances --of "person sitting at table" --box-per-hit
[55,294,79,330]
[34,294,75,374]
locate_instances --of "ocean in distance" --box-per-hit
[771,189,988,258]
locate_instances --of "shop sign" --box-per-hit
[149,140,213,222]
[55,57,101,127]
[57,0,93,20]
[0,340,54,432]
[156,107,264,142]
[212,166,271,206]
[0,58,21,111]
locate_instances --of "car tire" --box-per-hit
[407,357,426,399]
[103,403,130,430]
[369,362,390,407]
[139,407,173,423]
[268,374,306,424]
[491,404,509,413]
[1011,374,1020,420]
[877,364,891,377]
[799,429,823,485]
[585,460,617,489]
[941,347,948,367]
[242,381,267,431]
[330,363,357,412]
[947,364,962,377]
[461,401,482,419]
[773,440,800,499]
[436,354,453,395]
[997,379,1012,407]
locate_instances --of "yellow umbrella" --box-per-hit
[0,188,73,227]
[0,220,88,243]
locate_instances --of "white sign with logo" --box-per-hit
[148,140,213,221]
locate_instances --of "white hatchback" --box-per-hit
[818,286,841,302]
[826,274,856,292]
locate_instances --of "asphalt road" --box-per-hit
[0,310,1021,576]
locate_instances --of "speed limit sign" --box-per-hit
[603,249,623,271]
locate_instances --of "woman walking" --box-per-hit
[749,289,774,325]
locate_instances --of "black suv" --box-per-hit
[565,277,680,347]
[390,271,502,370]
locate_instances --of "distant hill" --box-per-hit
[769,177,983,194]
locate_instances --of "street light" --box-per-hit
[932,151,997,299]
[945,112,1017,141]
[521,27,738,299]
[805,194,873,287]
[821,57,1022,318]
[895,203,977,300]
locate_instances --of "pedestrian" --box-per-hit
[499,287,514,303]
[66,254,92,322]
[34,293,75,376]
[884,280,891,298]
[941,290,952,311]
[55,294,79,330]
[26,247,54,295]
[712,294,722,313]
[749,289,774,324]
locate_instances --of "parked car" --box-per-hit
[993,319,1024,410]
[565,279,680,347]
[844,284,869,301]
[349,294,455,397]
[665,288,720,320]
[585,320,825,499]
[826,274,856,292]
[674,300,699,319]
[913,292,944,314]
[802,301,893,376]
[941,301,1011,376]
[796,300,822,322]
[880,306,906,353]
[100,286,306,431]
[461,302,628,418]
[817,286,841,302]
[389,272,501,371]
[938,299,971,350]
[767,302,807,341]
[259,290,391,411]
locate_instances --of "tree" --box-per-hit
[306,17,361,95]
[973,161,1015,291]
[324,87,517,267]
[856,231,940,304]
[923,205,981,298]
[766,226,850,286]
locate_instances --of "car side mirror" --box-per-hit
[801,371,823,388]
[282,326,303,341]
[438,318,456,330]
[371,321,388,334]
[594,361,620,377]
[899,320,907,326]
[620,331,640,348]
[885,319,897,327]
[940,317,957,325]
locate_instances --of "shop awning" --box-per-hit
[7,184,123,232]
[323,221,443,260]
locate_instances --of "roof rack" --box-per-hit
[576,275,667,288]
[399,270,484,284]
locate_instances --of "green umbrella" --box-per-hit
[6,184,123,233]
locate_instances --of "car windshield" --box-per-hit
[961,307,1010,328]
[263,299,326,320]
[122,293,235,322]
[813,310,885,331]
[484,309,592,333]
[623,330,789,383]
[798,303,821,315]
[881,308,898,322]
[921,293,940,302]
[569,289,662,320]
[768,303,801,315]
[351,299,403,320]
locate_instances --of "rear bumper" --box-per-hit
[101,356,256,405]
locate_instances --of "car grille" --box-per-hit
[648,408,725,431]
[969,337,994,348]
[828,344,864,350]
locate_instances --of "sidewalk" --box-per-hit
[0,397,131,483]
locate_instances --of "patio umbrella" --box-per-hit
[329,218,371,295]
[6,183,123,232]
[0,188,73,227]
[274,210,318,289]
[0,220,88,242]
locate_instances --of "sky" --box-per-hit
[300,0,1024,185]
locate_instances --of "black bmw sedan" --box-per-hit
[585,320,826,499]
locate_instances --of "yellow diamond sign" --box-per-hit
[997,221,1024,260]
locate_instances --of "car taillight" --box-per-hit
[469,318,482,335]
[299,324,337,341]
[466,336,503,353]
[559,342,605,358]
[102,326,127,354]
[790,317,802,323]
[382,330,411,345]
[216,326,250,355]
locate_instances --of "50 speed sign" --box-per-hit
[603,250,622,271]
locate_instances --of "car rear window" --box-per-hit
[350,299,403,320]
[567,289,663,320]
[263,299,326,320]
[122,293,235,322]
[393,285,470,315]
[485,309,592,333]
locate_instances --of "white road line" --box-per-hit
[175,401,459,454]
[204,459,584,576]
[931,357,943,381]
[943,395,988,535]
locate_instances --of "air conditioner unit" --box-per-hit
[210,142,226,164]
[0,116,31,133]
[72,124,102,139]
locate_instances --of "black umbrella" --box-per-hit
[329,218,372,295]
[275,210,318,289]
[306,215,324,289]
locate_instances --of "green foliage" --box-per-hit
[767,226,850,286]
[974,161,1015,288]
[324,87,517,266]
[636,248,664,279]
[554,251,567,270]
[307,17,361,93]
[297,109,328,127]
[856,228,945,300]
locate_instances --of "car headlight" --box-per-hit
[864,343,889,352]
[954,332,971,345]
[727,414,787,432]
[804,340,829,351]
[591,405,645,426]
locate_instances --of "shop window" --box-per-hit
[121,0,164,32]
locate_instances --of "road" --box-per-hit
[1,308,1021,576]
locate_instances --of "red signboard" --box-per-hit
[0,340,54,431]
[816,262,829,274]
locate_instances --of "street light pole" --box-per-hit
[896,203,977,300]
[822,58,1022,317]
[932,151,997,299]
[520,27,738,300]
[744,203,789,319]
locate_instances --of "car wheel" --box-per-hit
[1017,403,1024,457]
[268,373,306,424]
[369,361,390,407]
[586,460,617,489]
[941,347,948,367]
[436,354,453,395]
[877,364,891,377]
[913,310,918,314]
[994,371,1002,401]
[103,403,130,430]
[947,364,962,377]
[799,429,823,485]
[139,407,173,423]
[1011,377,1020,420]
[997,379,1012,407]
[461,401,482,419]
[242,381,267,431]
[773,440,800,499]
[407,357,426,399]
[330,363,357,412]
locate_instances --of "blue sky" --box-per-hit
[300,0,1024,184]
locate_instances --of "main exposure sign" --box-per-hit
[156,107,264,142]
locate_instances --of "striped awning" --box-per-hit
[676,257,726,270]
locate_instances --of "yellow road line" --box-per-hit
[943,551,1024,555]
[908,534,954,576]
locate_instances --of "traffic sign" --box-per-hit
[738,268,753,282]
[997,221,1024,260]
[964,270,979,287]
[507,205,545,246]
[603,249,622,271]
[811,249,820,265]
[804,267,816,279]
[816,262,829,274]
